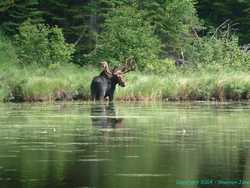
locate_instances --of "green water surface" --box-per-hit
[0,102,250,188]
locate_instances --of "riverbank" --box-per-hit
[1,63,250,102]
[0,63,95,102]
[117,70,250,101]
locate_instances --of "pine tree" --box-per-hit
[137,0,201,56]
[0,0,15,12]
[197,0,250,44]
[39,0,135,62]
[40,0,98,62]
[1,0,43,34]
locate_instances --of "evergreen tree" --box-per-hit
[40,0,96,63]
[137,0,201,57]
[0,0,43,34]
[197,0,250,44]
[0,0,15,12]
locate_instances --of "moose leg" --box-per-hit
[96,93,105,101]
[91,86,97,101]
[99,90,106,101]
[109,95,114,101]
[91,80,105,101]
[93,86,105,101]
[108,88,115,101]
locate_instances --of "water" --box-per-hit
[0,102,250,188]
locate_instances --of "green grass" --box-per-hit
[116,70,250,101]
[1,62,250,102]
[0,63,96,102]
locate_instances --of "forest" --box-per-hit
[0,0,250,102]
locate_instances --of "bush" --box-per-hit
[14,20,75,65]
[185,33,250,70]
[95,6,161,71]
[145,58,177,74]
[0,32,19,101]
[0,32,18,64]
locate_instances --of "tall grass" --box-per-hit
[1,31,250,102]
[1,62,250,102]
[116,70,250,101]
[0,63,97,102]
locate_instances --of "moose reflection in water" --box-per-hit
[91,58,135,101]
[90,102,123,129]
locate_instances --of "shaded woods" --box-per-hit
[0,0,250,102]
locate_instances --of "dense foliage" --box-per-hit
[186,35,250,70]
[197,0,250,44]
[95,6,161,70]
[138,0,201,56]
[0,0,43,34]
[0,0,249,69]
[14,20,75,65]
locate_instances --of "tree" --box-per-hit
[95,6,161,70]
[40,0,97,63]
[197,0,250,44]
[14,20,75,65]
[0,0,43,34]
[88,0,201,58]
[0,0,15,12]
[137,0,201,57]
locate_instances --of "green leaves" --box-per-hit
[49,27,75,64]
[138,0,201,55]
[185,33,250,70]
[0,31,17,64]
[197,0,250,44]
[14,20,75,65]
[1,0,43,34]
[95,6,161,70]
[0,0,15,12]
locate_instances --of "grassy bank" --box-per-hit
[1,63,250,102]
[117,70,250,101]
[0,63,96,102]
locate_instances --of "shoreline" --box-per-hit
[2,64,250,103]
[3,96,250,103]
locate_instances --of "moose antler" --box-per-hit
[120,56,136,74]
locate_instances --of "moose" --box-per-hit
[91,57,135,101]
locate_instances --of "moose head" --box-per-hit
[111,57,136,87]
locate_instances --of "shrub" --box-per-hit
[14,20,75,65]
[185,33,250,70]
[95,6,161,71]
[0,32,18,64]
[145,58,177,74]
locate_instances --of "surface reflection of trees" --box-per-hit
[91,102,123,129]
[197,142,250,188]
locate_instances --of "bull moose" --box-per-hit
[91,58,135,101]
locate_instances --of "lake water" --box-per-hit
[0,102,250,188]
